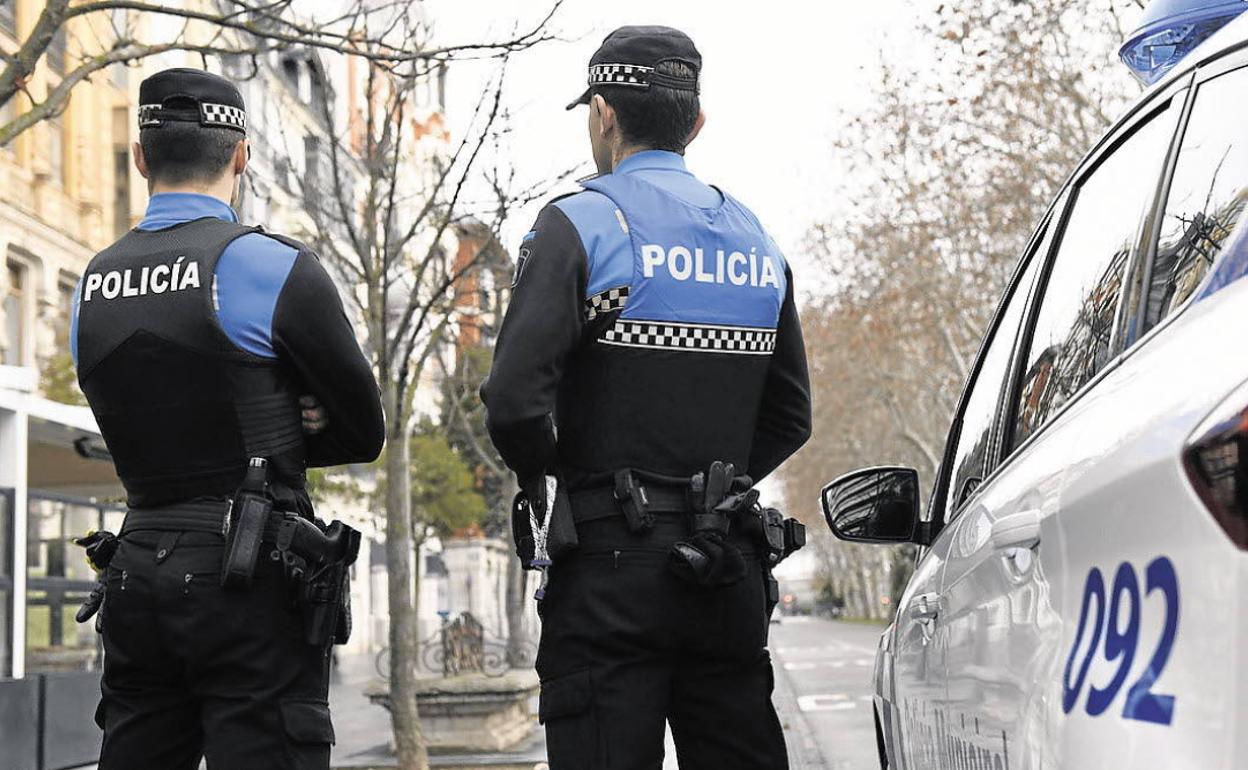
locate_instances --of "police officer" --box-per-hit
[71,68,384,769]
[481,26,812,770]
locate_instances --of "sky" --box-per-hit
[425,0,910,272]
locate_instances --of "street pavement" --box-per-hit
[770,615,886,770]
[327,614,886,769]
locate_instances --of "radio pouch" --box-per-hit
[222,493,270,588]
[221,458,272,589]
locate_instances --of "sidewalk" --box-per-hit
[328,652,394,768]
[328,649,823,770]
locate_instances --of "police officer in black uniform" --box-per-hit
[71,68,385,769]
[481,26,812,770]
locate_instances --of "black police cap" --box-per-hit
[138,68,247,134]
[566,25,701,110]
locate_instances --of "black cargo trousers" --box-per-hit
[535,513,789,770]
[95,519,333,769]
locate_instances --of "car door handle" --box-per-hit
[910,592,940,620]
[990,508,1042,550]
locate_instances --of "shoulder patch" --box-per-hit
[513,244,532,287]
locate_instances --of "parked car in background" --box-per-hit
[820,4,1248,768]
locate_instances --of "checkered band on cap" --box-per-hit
[138,104,164,128]
[588,63,654,88]
[600,319,777,355]
[138,102,246,132]
[586,286,630,320]
[201,102,246,131]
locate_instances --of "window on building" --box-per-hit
[48,115,65,185]
[56,275,76,349]
[1148,67,1248,329]
[309,65,328,119]
[1012,100,1182,448]
[437,64,448,113]
[112,105,133,238]
[110,62,128,91]
[0,0,15,38]
[944,236,1045,516]
[4,259,27,366]
[281,57,301,92]
[47,28,67,75]
[304,135,322,198]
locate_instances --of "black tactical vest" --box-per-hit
[76,218,306,508]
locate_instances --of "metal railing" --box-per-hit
[24,491,125,674]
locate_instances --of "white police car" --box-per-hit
[819,2,1248,767]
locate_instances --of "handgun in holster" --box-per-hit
[283,517,361,647]
[221,457,273,589]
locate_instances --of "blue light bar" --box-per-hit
[1119,0,1248,85]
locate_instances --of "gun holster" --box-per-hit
[278,515,361,647]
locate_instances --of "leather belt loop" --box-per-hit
[154,532,180,563]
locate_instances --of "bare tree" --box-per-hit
[785,0,1144,617]
[0,0,559,146]
[295,20,566,766]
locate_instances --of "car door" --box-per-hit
[938,82,1190,770]
[898,210,1049,770]
[889,525,954,770]
[888,208,1053,770]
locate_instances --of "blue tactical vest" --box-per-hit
[547,171,789,484]
[579,172,787,349]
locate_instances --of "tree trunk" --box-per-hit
[499,476,531,669]
[504,555,529,667]
[383,383,428,770]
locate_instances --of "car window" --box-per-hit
[1148,66,1248,328]
[943,241,1045,516]
[1012,100,1182,449]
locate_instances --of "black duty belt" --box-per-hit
[121,500,283,541]
[569,485,690,524]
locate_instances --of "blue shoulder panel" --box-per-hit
[552,191,633,298]
[214,232,299,358]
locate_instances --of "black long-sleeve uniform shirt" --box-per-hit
[72,193,384,483]
[481,152,811,491]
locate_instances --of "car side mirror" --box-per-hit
[820,466,927,545]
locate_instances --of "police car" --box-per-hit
[818,1,1248,767]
